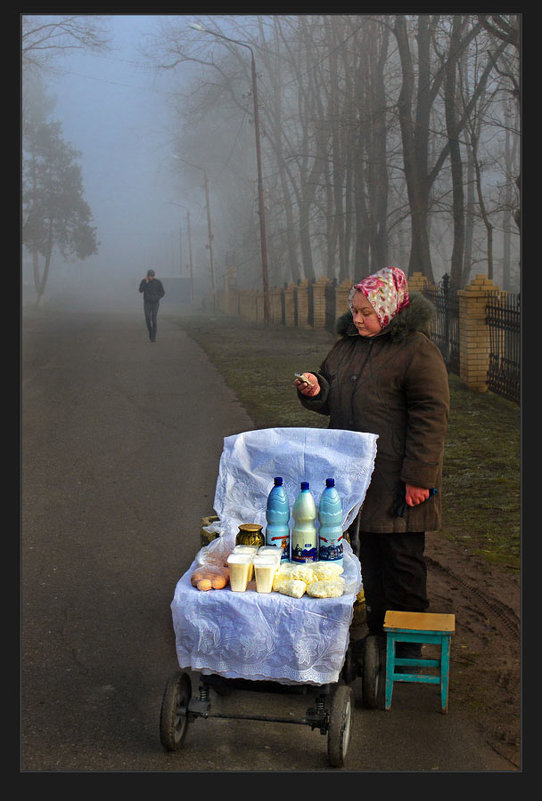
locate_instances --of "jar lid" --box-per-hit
[238,523,263,532]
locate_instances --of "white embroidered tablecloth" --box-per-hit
[171,427,378,686]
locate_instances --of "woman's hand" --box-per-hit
[405,484,430,507]
[294,372,320,397]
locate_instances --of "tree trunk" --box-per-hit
[472,131,493,279]
[445,16,466,287]
[394,15,435,282]
[462,151,475,287]
[366,18,389,270]
[33,219,54,305]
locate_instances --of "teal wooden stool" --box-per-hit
[383,610,456,714]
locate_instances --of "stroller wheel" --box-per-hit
[362,635,385,709]
[341,645,359,685]
[327,685,353,768]
[159,671,192,751]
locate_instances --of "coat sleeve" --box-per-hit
[157,280,165,298]
[139,280,146,293]
[400,336,450,489]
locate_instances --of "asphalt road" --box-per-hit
[21,303,515,774]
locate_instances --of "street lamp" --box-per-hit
[172,155,216,311]
[190,23,271,325]
[169,201,194,303]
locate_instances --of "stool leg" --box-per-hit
[385,635,395,710]
[440,636,451,714]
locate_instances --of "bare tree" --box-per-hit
[148,14,519,292]
[477,13,520,230]
[22,14,111,74]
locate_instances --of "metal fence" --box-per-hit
[423,274,460,375]
[423,274,520,405]
[485,292,521,405]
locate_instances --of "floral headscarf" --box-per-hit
[348,267,410,329]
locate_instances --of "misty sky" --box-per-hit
[39,15,192,307]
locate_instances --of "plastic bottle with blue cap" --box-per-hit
[265,476,290,561]
[318,478,343,565]
[291,481,317,563]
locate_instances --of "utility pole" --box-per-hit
[190,23,271,324]
[186,209,194,303]
[202,169,216,312]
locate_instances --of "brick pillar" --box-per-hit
[312,276,328,328]
[283,283,296,327]
[241,289,258,321]
[296,279,310,328]
[254,290,264,323]
[458,274,502,393]
[335,279,353,323]
[270,287,283,324]
[238,289,249,320]
[225,267,238,316]
[408,271,427,293]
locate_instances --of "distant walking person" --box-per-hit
[139,269,165,342]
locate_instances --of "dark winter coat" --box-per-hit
[298,292,450,533]
[139,277,165,304]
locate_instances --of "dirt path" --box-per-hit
[424,532,521,768]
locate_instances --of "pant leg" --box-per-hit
[144,302,159,339]
[358,531,428,635]
[357,532,386,634]
[144,302,153,336]
[380,532,428,615]
[150,302,159,339]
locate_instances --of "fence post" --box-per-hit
[256,289,264,323]
[458,274,502,393]
[296,279,311,328]
[312,276,328,328]
[283,283,296,327]
[238,289,248,320]
[407,271,427,293]
[270,286,283,324]
[335,279,353,324]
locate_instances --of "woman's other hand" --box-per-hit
[405,484,430,507]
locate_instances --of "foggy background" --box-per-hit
[22,14,521,312]
[22,15,200,313]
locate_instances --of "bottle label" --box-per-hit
[265,530,290,561]
[319,532,343,562]
[291,533,317,562]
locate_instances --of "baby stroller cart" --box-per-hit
[160,428,378,768]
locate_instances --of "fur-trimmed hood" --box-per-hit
[336,290,436,341]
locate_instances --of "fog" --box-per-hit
[24,15,195,313]
[23,14,520,311]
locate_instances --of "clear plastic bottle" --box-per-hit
[318,478,343,565]
[291,481,317,563]
[265,476,290,562]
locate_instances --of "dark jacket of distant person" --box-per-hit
[139,274,165,303]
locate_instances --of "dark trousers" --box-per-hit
[144,301,159,340]
[358,531,429,635]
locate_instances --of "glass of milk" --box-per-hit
[253,554,277,593]
[257,546,282,567]
[227,553,253,592]
[232,545,258,580]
